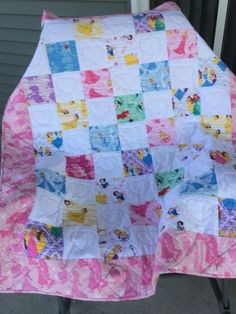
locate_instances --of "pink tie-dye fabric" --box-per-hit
[1,1,236,301]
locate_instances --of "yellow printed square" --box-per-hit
[63,199,97,226]
[75,18,104,39]
[200,115,232,140]
[57,100,88,130]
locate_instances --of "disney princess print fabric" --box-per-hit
[1,1,236,301]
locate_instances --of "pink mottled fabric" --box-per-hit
[1,1,236,301]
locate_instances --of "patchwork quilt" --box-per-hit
[1,1,236,300]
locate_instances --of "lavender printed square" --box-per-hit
[22,74,55,105]
[24,220,63,259]
[46,41,80,73]
[133,13,165,33]
[219,198,236,238]
[122,148,154,176]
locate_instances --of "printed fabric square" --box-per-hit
[169,59,198,89]
[46,41,80,73]
[22,75,55,105]
[129,200,162,225]
[167,29,198,60]
[63,199,96,226]
[172,88,201,117]
[110,64,142,96]
[52,72,84,102]
[146,118,177,147]
[36,168,66,196]
[114,93,145,123]
[155,168,184,197]
[143,90,173,119]
[57,100,88,130]
[106,35,139,66]
[33,131,64,157]
[198,57,230,88]
[219,198,236,238]
[80,68,113,98]
[94,152,124,179]
[133,12,165,33]
[63,128,92,156]
[140,61,171,92]
[87,97,117,126]
[28,103,61,134]
[122,148,154,176]
[76,39,109,70]
[200,87,231,115]
[214,164,236,199]
[89,124,121,153]
[137,31,168,63]
[200,115,232,141]
[24,220,63,259]
[29,187,63,227]
[75,18,104,39]
[66,154,94,179]
[118,121,149,150]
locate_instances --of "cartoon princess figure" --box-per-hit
[186,93,201,115]
[159,130,171,143]
[66,208,88,224]
[113,191,125,203]
[105,245,123,261]
[177,220,185,231]
[210,150,231,164]
[106,44,115,59]
[113,229,129,241]
[98,178,109,189]
[168,207,179,218]
[47,131,63,149]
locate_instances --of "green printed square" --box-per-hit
[155,168,184,197]
[114,93,145,123]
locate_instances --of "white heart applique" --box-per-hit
[32,109,53,126]
[136,230,155,248]
[140,36,160,56]
[40,195,60,218]
[100,209,125,224]
[81,45,104,63]
[115,72,135,90]
[204,91,225,109]
[55,76,78,94]
[128,179,150,197]
[67,135,85,151]
[182,197,215,221]
[70,231,96,250]
[174,66,193,82]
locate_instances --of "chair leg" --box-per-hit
[57,297,72,314]
[209,278,231,314]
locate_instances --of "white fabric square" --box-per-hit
[125,174,158,204]
[143,90,173,119]
[87,97,117,126]
[96,204,131,229]
[94,152,123,179]
[175,116,200,144]
[63,128,91,155]
[169,59,198,89]
[23,43,50,77]
[52,71,84,102]
[200,86,231,115]
[42,20,76,43]
[137,31,168,63]
[63,226,101,259]
[28,103,61,133]
[66,177,96,203]
[179,194,218,235]
[118,121,148,150]
[197,34,215,59]
[214,164,236,199]
[103,15,135,37]
[35,155,66,175]
[110,64,142,96]
[29,187,63,226]
[163,11,193,30]
[76,39,109,70]
[131,225,159,256]
[151,145,179,172]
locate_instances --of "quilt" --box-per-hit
[1,1,236,301]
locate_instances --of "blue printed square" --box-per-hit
[140,61,171,92]
[89,124,121,153]
[36,168,66,196]
[46,41,80,73]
